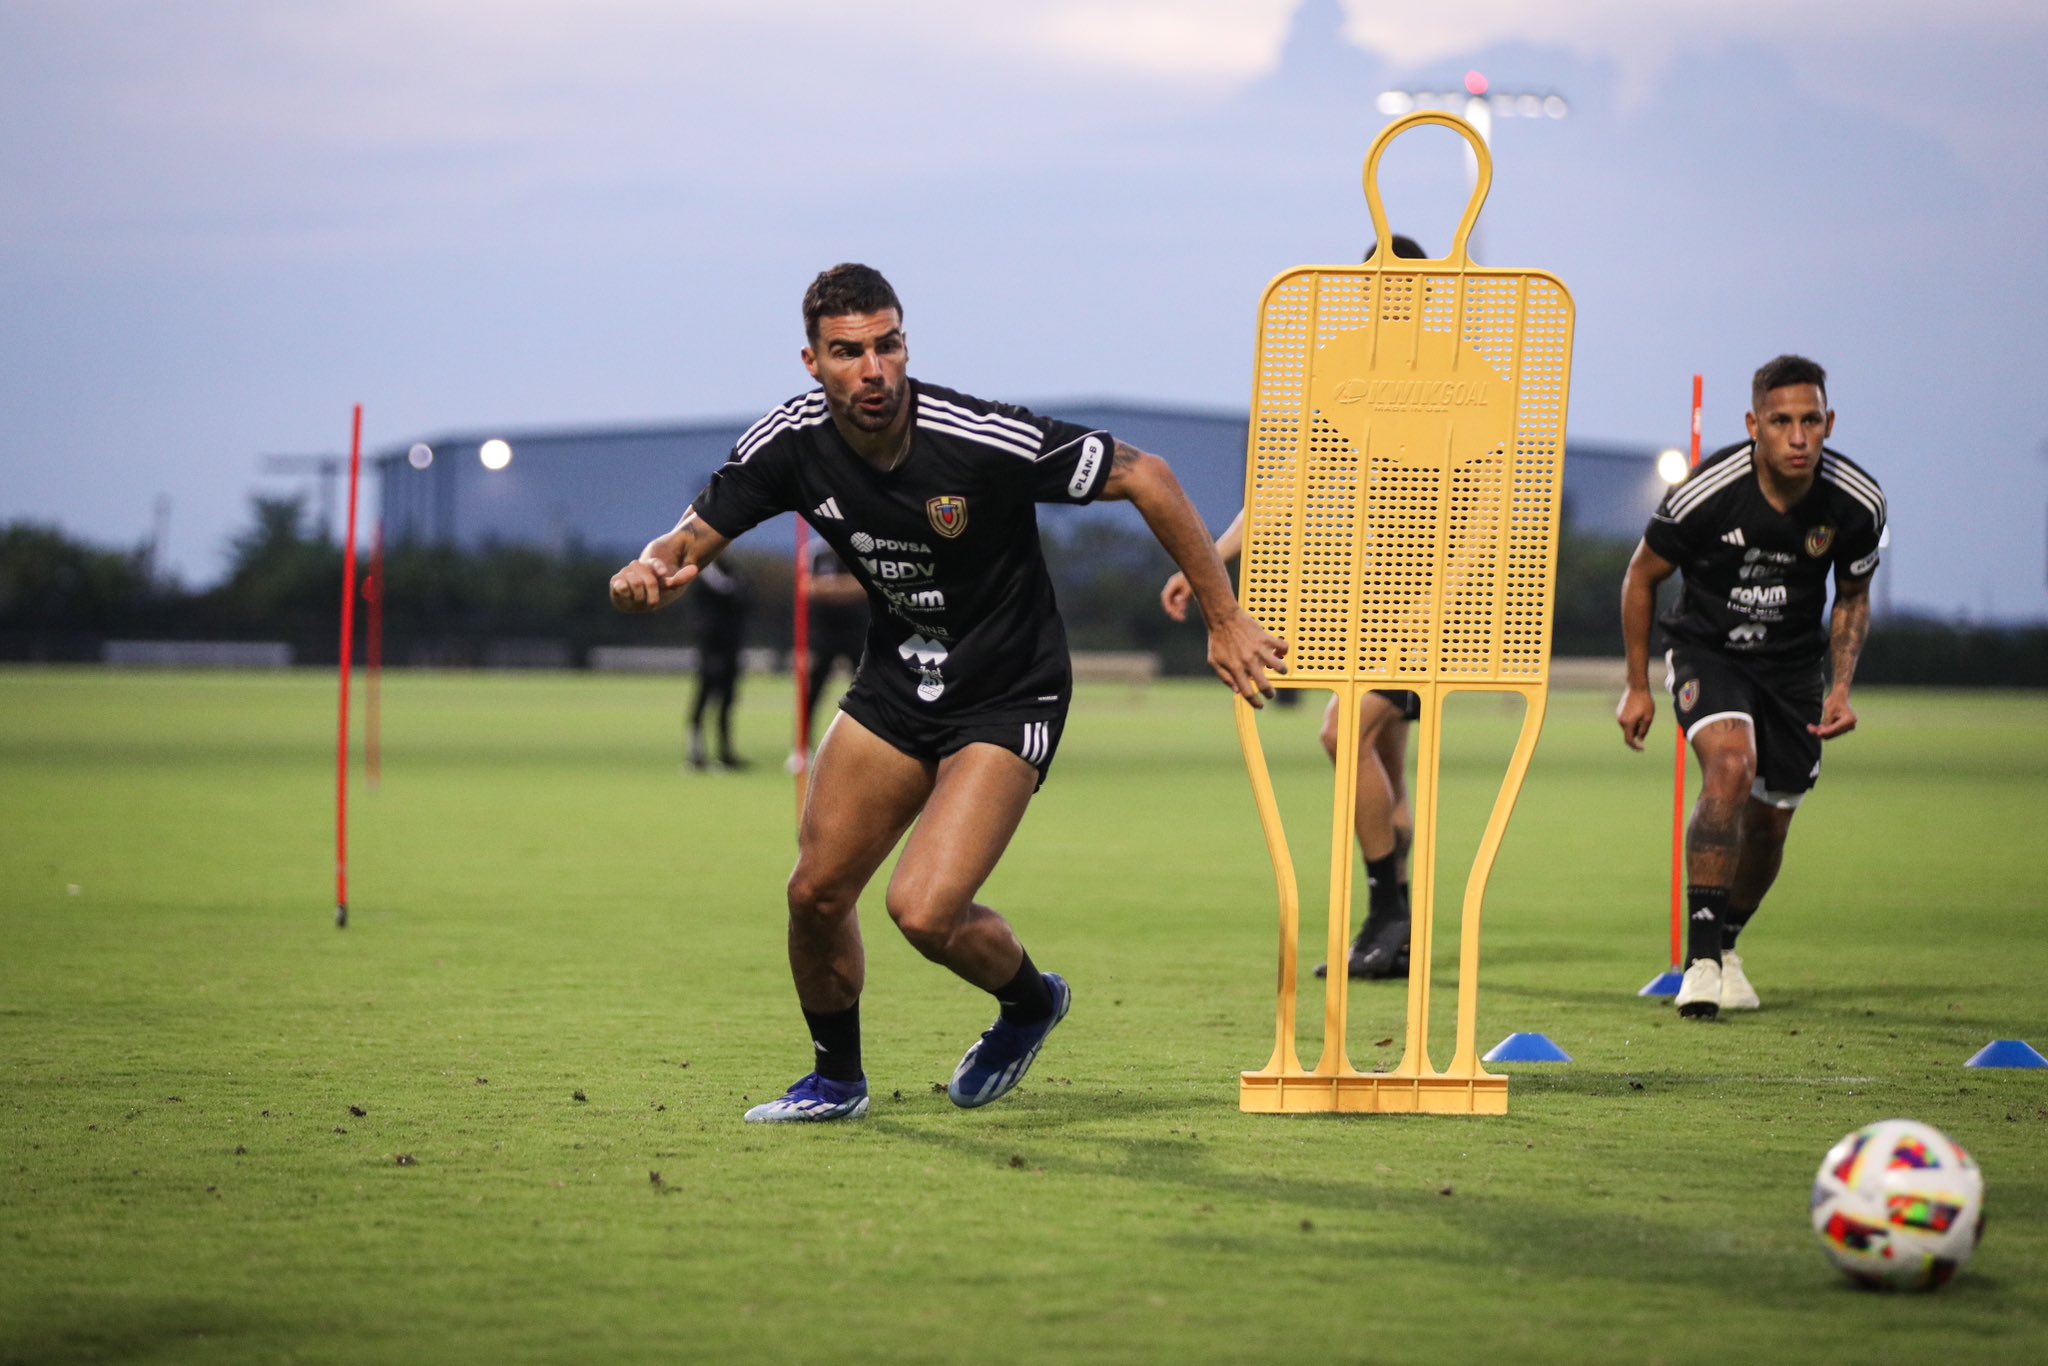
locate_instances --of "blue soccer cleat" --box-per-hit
[742,1072,870,1124]
[947,973,1071,1109]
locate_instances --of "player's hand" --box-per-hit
[609,556,699,613]
[1616,685,1656,751]
[1810,691,1858,740]
[1159,572,1193,622]
[1208,609,1288,708]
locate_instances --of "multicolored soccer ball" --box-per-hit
[1810,1119,1985,1290]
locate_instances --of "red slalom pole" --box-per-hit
[365,519,384,789]
[1667,374,1704,970]
[792,518,813,821]
[1643,375,1703,998]
[336,405,363,929]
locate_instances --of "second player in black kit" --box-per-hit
[1619,354,1885,1020]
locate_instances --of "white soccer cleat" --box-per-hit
[1718,951,1760,1010]
[1675,958,1722,1020]
[742,1072,869,1124]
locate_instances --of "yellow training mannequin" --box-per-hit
[1236,112,1575,1115]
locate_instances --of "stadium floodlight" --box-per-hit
[1375,73,1570,130]
[407,443,434,470]
[479,439,513,471]
[1375,72,1567,260]
[1657,448,1690,484]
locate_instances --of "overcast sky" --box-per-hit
[4,0,2045,621]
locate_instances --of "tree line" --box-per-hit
[3,496,2042,686]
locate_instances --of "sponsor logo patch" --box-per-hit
[927,496,967,539]
[851,532,930,554]
[1068,435,1106,498]
[897,634,949,702]
[1805,524,1835,557]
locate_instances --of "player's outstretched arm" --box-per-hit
[1159,509,1244,623]
[1811,573,1873,739]
[1616,539,1676,751]
[1104,443,1286,705]
[609,509,733,614]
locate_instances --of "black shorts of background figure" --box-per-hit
[838,680,1068,791]
[1373,688,1422,722]
[1664,645,1825,806]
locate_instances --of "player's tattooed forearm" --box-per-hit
[1111,440,1142,476]
[674,509,709,557]
[1830,594,1871,687]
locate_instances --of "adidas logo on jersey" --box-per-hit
[1721,529,1746,546]
[812,498,843,520]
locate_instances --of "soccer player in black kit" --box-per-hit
[1618,355,1886,1019]
[611,264,1287,1120]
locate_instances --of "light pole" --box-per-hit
[1375,72,1568,260]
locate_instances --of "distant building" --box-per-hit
[376,401,1664,557]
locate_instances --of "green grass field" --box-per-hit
[3,667,2045,1365]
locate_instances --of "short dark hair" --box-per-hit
[803,263,902,344]
[1363,234,1428,262]
[1751,354,1827,411]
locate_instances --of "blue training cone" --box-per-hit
[1965,1039,2048,1069]
[1483,1033,1571,1063]
[1638,969,1683,998]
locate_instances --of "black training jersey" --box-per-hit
[691,380,1114,720]
[1644,440,1886,667]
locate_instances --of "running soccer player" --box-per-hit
[1617,355,1886,1019]
[1159,234,1430,981]
[611,263,1287,1121]
[1161,508,1415,979]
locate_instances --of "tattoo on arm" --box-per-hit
[675,509,707,561]
[648,507,723,570]
[1829,579,1873,690]
[1110,440,1141,479]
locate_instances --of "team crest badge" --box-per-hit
[1678,679,1701,712]
[1805,524,1835,557]
[927,496,968,539]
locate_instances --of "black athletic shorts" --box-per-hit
[1664,644,1825,807]
[838,679,1068,790]
[1371,689,1422,722]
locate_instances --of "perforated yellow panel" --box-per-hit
[1236,112,1575,1116]
[1241,268,1571,686]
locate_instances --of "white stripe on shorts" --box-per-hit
[1750,778,1807,809]
[1683,710,1753,742]
[1021,721,1048,766]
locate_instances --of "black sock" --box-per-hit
[801,1002,863,1082]
[1687,885,1728,965]
[1364,855,1403,922]
[1353,855,1404,951]
[996,950,1055,1025]
[1722,903,1757,952]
